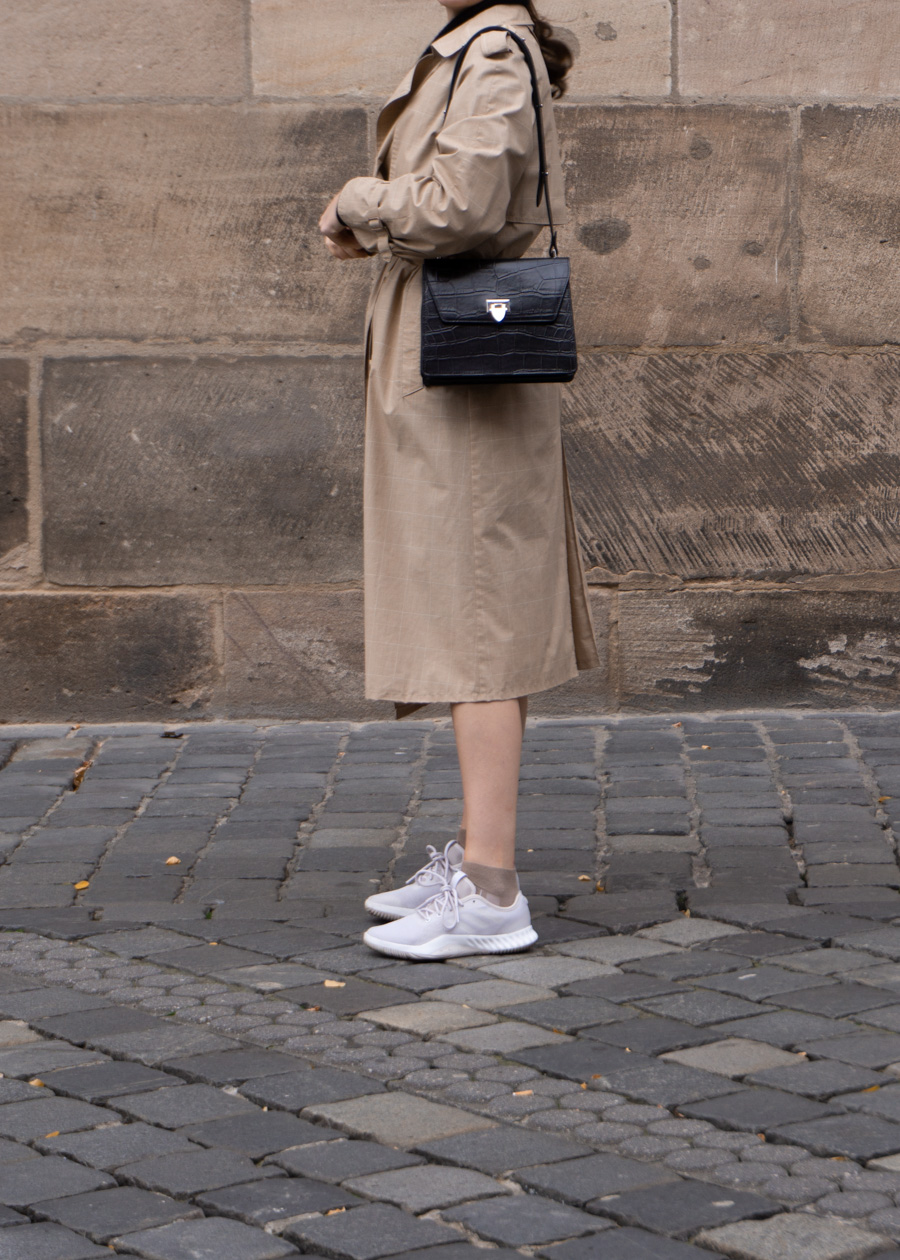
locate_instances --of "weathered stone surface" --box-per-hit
[252,0,671,100]
[679,0,900,101]
[0,361,27,575]
[0,594,215,721]
[0,104,371,343]
[619,590,900,711]
[0,0,246,98]
[558,105,791,346]
[42,355,363,586]
[565,352,900,580]
[799,107,900,346]
[223,588,384,721]
[696,1213,891,1260]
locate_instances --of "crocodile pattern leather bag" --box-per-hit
[420,28,577,387]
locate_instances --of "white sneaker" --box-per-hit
[364,839,463,921]
[363,869,538,960]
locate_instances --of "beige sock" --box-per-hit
[461,860,519,907]
[457,827,466,847]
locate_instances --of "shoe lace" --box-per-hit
[417,877,463,930]
[406,841,456,889]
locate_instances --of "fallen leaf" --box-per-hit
[552,1029,564,1035]
[591,1074,603,1079]
[862,1084,881,1093]
[578,874,591,882]
[44,1131,60,1138]
[323,980,346,989]
[757,1133,766,1141]
[73,880,90,890]
[71,759,92,790]
[165,856,181,866]
[701,745,711,750]
[326,1208,346,1216]
[580,1082,587,1090]
[672,721,682,727]
[28,1078,45,1088]
[209,941,218,946]
[595,883,605,892]
[879,795,892,803]
[513,1089,533,1097]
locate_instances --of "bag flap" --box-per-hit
[424,256,570,325]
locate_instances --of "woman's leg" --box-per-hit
[452,697,528,896]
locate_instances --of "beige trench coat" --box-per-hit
[337,3,599,706]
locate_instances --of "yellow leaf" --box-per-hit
[209,941,218,946]
[71,759,92,790]
[73,881,90,890]
[701,745,711,750]
[672,721,683,727]
[552,1029,564,1035]
[165,856,181,865]
[757,1133,766,1141]
[879,795,892,803]
[862,1084,881,1093]
[595,883,605,892]
[578,875,591,882]
[580,1082,587,1089]
[513,1089,533,1097]
[44,1131,60,1138]
[323,980,346,989]
[28,1078,45,1088]
[326,1208,346,1216]
[591,1074,603,1079]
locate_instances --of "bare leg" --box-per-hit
[452,697,527,871]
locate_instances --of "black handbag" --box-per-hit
[420,27,577,387]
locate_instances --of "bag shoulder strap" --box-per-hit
[442,26,557,258]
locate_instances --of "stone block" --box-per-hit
[34,1185,201,1244]
[197,1176,362,1226]
[415,1127,591,1176]
[114,1084,257,1129]
[240,1067,385,1112]
[252,0,670,99]
[224,588,385,721]
[271,1139,423,1182]
[42,355,363,587]
[619,590,900,711]
[435,1021,572,1054]
[121,1148,281,1198]
[592,1179,778,1238]
[0,103,371,342]
[543,1228,733,1260]
[679,0,900,100]
[800,107,900,345]
[696,1213,892,1260]
[0,1223,110,1260]
[361,1002,495,1035]
[0,0,246,97]
[0,1096,115,1141]
[302,1092,495,1147]
[163,1049,303,1086]
[661,1039,801,1078]
[558,106,790,347]
[679,1086,836,1133]
[110,1216,297,1260]
[444,1194,610,1247]
[584,1016,712,1056]
[38,1122,201,1171]
[428,979,556,1009]
[0,1154,115,1206]
[180,1110,339,1159]
[527,590,615,715]
[0,593,215,721]
[516,1152,678,1206]
[771,1112,900,1160]
[344,1164,505,1213]
[285,1202,458,1260]
[0,360,27,573]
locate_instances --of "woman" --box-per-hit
[318,0,598,960]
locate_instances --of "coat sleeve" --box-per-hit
[337,34,534,259]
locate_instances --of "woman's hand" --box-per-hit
[319,193,369,260]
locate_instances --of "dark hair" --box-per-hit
[523,1,574,97]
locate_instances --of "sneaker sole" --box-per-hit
[363,899,415,921]
[362,925,538,961]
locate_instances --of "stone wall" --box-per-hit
[1,0,899,721]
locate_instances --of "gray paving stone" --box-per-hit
[509,1041,655,1083]
[33,1006,166,1044]
[33,1185,201,1243]
[804,1032,900,1068]
[179,1109,339,1157]
[586,1018,718,1055]
[415,1126,592,1174]
[197,1175,362,1224]
[503,996,633,1033]
[98,1026,241,1066]
[623,952,748,980]
[0,1078,50,1104]
[286,1202,458,1259]
[597,1061,743,1107]
[436,1020,571,1053]
[593,1179,779,1237]
[114,1084,257,1128]
[0,1222,113,1259]
[302,1092,494,1147]
[539,1226,727,1260]
[696,1213,892,1260]
[661,1039,801,1078]
[344,1163,505,1212]
[240,1068,385,1111]
[515,1152,678,1206]
[278,979,419,1014]
[772,1113,900,1159]
[445,1194,611,1246]
[0,1136,39,1163]
[37,1121,201,1169]
[164,1049,303,1085]
[0,1154,115,1206]
[111,1215,298,1260]
[0,987,113,1019]
[120,1148,282,1198]
[42,1060,177,1101]
[367,964,480,993]
[0,1095,113,1141]
[746,1059,891,1099]
[710,1011,858,1048]
[693,967,829,1002]
[270,1138,424,1182]
[636,990,773,1025]
[0,1043,108,1076]
[678,1087,837,1132]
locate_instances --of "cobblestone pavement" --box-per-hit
[3,715,900,1259]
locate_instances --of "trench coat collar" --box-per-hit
[430,3,533,58]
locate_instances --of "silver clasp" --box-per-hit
[486,299,510,323]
